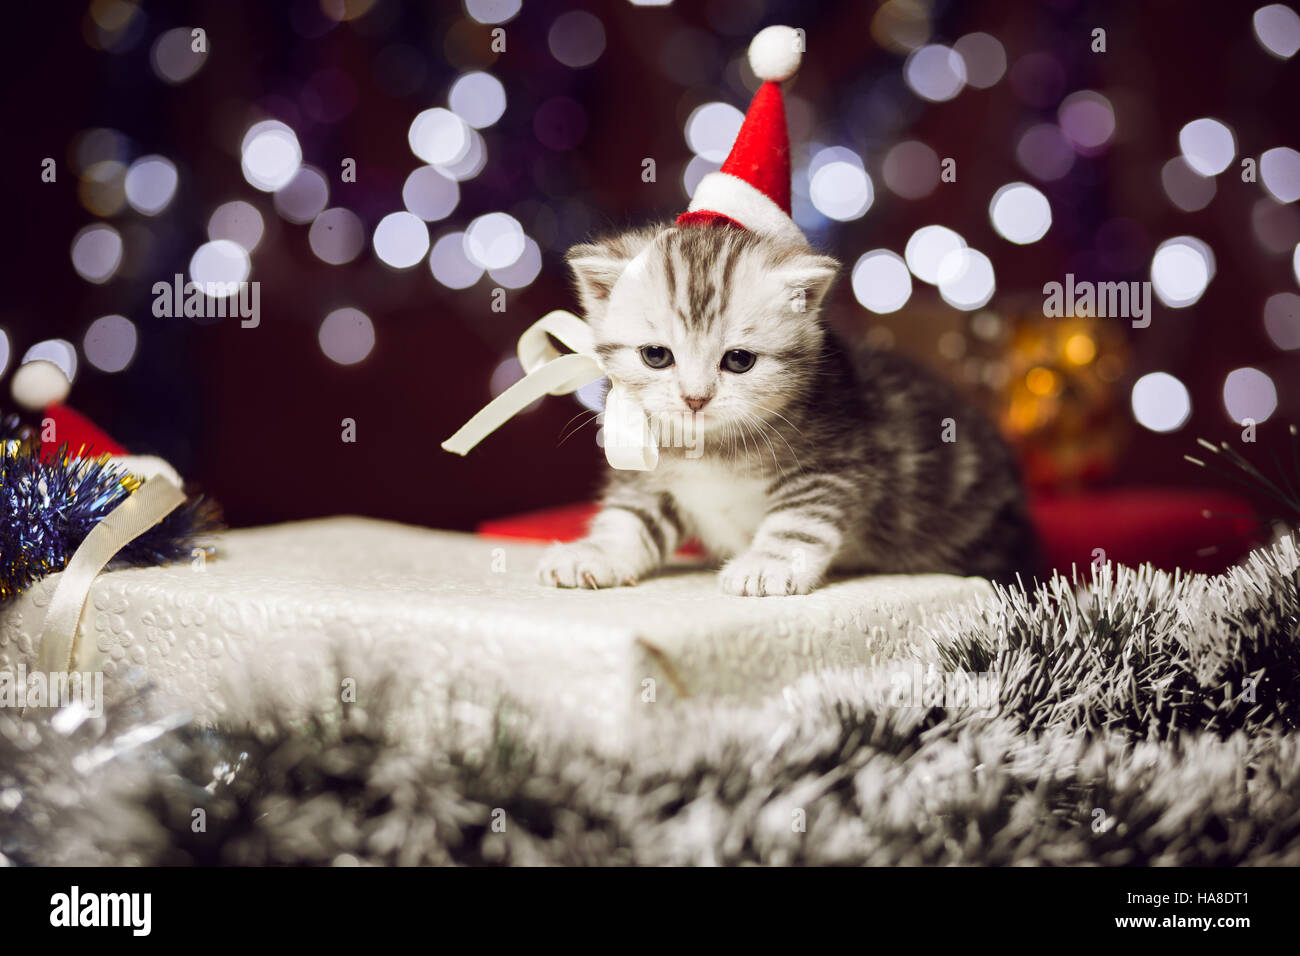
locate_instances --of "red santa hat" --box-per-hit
[677,25,807,247]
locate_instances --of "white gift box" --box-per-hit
[0,517,993,751]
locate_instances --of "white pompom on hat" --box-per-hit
[748,24,804,82]
[10,360,71,411]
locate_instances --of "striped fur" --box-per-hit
[539,224,1038,595]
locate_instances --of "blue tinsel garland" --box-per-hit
[1,414,222,602]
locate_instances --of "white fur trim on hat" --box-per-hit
[687,172,807,246]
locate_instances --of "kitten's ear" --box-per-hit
[776,253,840,317]
[566,244,628,318]
[566,229,659,321]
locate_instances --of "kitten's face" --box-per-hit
[568,226,838,442]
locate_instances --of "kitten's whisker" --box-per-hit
[740,409,782,474]
[744,404,803,472]
[556,410,601,447]
[737,416,752,465]
[750,403,804,437]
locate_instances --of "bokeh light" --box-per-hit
[123,155,178,215]
[78,160,127,216]
[1065,333,1097,365]
[464,212,525,270]
[437,128,487,180]
[1057,90,1115,154]
[1150,236,1214,308]
[1253,4,1300,59]
[273,165,330,224]
[682,156,720,197]
[1250,197,1300,253]
[1223,367,1278,423]
[937,248,996,310]
[84,0,146,53]
[449,71,507,128]
[489,356,543,413]
[575,377,607,413]
[809,158,873,221]
[952,32,1006,88]
[150,27,207,84]
[851,250,912,314]
[319,0,377,22]
[71,127,129,174]
[83,314,138,373]
[870,0,932,53]
[1263,292,1300,349]
[373,211,430,269]
[465,0,521,25]
[429,231,484,289]
[904,225,965,285]
[904,44,966,102]
[1131,372,1192,433]
[548,11,606,69]
[208,200,265,252]
[403,165,460,221]
[189,239,250,295]
[1015,124,1075,181]
[241,120,302,192]
[70,223,123,283]
[989,182,1052,244]
[0,328,8,379]
[1161,157,1216,212]
[22,339,78,383]
[488,237,543,289]
[319,307,375,365]
[1260,146,1300,203]
[1178,118,1236,176]
[408,108,470,166]
[882,140,939,199]
[309,207,365,264]
[685,102,744,161]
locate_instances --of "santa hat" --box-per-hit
[8,358,182,485]
[677,25,807,247]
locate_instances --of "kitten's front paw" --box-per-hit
[537,540,639,589]
[718,551,818,596]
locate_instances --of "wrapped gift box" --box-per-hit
[1,517,993,751]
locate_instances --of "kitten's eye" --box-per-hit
[640,345,674,369]
[721,349,756,373]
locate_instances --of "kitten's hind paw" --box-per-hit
[537,541,640,589]
[718,551,818,596]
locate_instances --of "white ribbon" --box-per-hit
[441,309,658,471]
[37,475,186,674]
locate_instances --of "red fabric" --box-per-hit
[1030,488,1260,576]
[476,488,1264,577]
[675,210,749,233]
[719,81,790,213]
[38,404,128,458]
[479,502,702,556]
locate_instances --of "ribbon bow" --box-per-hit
[441,309,658,471]
[38,474,186,675]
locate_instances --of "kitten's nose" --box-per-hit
[682,394,711,412]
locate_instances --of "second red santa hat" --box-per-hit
[677,25,808,247]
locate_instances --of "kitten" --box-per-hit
[538,223,1039,595]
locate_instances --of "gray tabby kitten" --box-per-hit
[538,224,1038,595]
